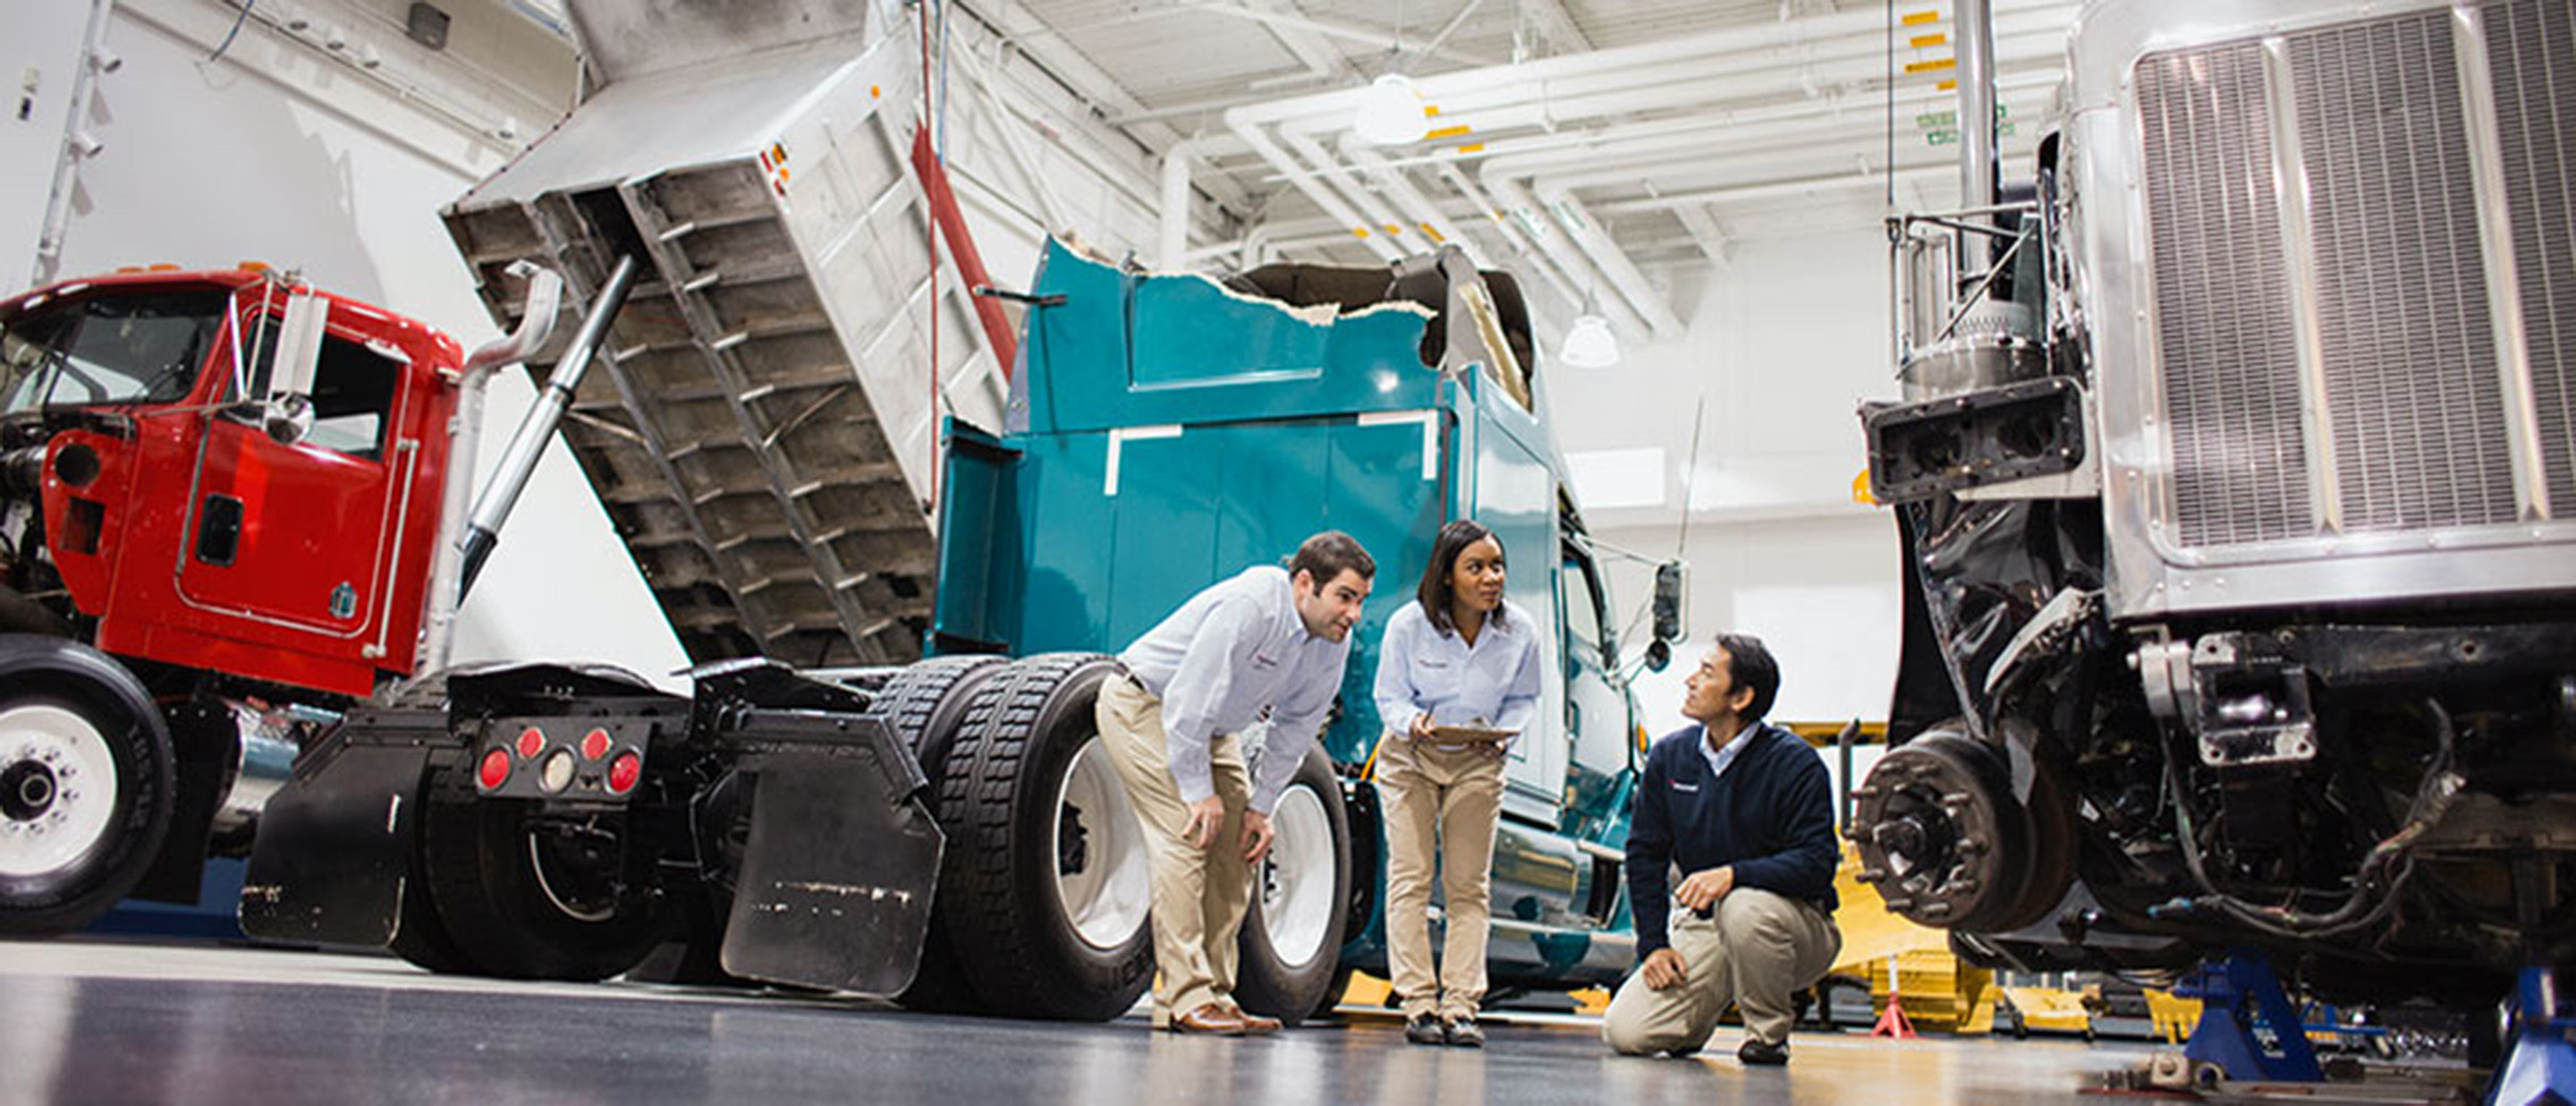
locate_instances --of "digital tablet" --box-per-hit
[1428,724,1515,744]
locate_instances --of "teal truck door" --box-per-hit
[1471,420,1567,828]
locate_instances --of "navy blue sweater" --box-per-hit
[1623,722,1840,957]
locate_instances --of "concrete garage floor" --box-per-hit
[2,940,2147,1105]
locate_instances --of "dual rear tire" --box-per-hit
[928,652,1353,1023]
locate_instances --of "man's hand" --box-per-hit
[1674,865,1735,913]
[1240,808,1275,864]
[1409,712,1436,742]
[1640,948,1689,991]
[1181,795,1227,851]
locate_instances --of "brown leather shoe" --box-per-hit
[1225,1003,1283,1035]
[1166,1002,1250,1035]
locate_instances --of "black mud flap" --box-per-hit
[237,743,431,947]
[718,715,944,997]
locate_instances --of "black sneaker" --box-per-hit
[1737,1037,1790,1066]
[1445,1017,1485,1048]
[1405,1013,1446,1045]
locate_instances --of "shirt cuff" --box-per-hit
[1169,759,1216,805]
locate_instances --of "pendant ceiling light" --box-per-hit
[1352,74,1428,146]
[1558,313,1621,369]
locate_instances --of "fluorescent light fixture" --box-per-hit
[1352,74,1428,146]
[1558,314,1620,368]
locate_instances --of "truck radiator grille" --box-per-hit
[2488,0,2576,514]
[2139,43,2314,548]
[2292,13,2518,533]
[2137,3,2576,549]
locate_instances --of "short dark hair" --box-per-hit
[1416,518,1506,635]
[1715,633,1780,723]
[1288,531,1375,587]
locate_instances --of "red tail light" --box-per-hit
[514,727,545,760]
[477,747,512,789]
[580,728,610,761]
[606,751,642,795]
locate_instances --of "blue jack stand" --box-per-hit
[2490,966,2576,1106]
[2174,948,2324,1083]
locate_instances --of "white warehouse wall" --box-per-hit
[1556,225,1906,736]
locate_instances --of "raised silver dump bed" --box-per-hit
[445,3,1004,665]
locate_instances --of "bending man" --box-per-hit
[1097,531,1375,1035]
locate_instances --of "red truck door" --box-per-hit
[173,300,415,656]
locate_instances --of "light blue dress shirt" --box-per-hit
[1371,597,1543,747]
[1117,566,1351,813]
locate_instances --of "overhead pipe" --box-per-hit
[1227,0,2075,132]
[1224,109,1405,262]
[1268,6,2071,152]
[1532,183,1683,336]
[1478,171,1656,337]
[1435,162,1586,312]
[1526,85,2057,193]
[1160,138,1198,269]
[1592,164,1956,216]
[1338,137,1493,268]
[1466,64,2063,183]
[1279,130,1427,254]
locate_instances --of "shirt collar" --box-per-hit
[1698,720,1760,779]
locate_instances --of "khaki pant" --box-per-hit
[1375,735,1505,1019]
[1097,672,1253,1020]
[1601,888,1842,1054]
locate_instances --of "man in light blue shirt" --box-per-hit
[1097,531,1375,1035]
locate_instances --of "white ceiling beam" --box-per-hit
[1191,2,1503,70]
[1672,205,1735,266]
[1518,0,1594,55]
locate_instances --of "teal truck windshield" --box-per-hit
[0,290,228,413]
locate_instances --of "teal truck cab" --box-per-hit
[242,236,1681,1022]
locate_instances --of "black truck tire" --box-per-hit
[419,754,670,981]
[1233,744,1352,1025]
[386,779,479,974]
[0,635,174,938]
[934,653,1154,1021]
[873,654,1011,1013]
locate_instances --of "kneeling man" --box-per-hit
[1604,634,1842,1066]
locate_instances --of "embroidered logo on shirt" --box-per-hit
[1669,780,1699,793]
[1250,651,1279,669]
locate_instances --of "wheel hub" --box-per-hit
[1848,731,2034,931]
[1050,736,1149,950]
[0,705,118,879]
[1057,803,1089,877]
[3,758,58,821]
[1257,785,1333,968]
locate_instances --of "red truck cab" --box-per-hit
[3,268,466,697]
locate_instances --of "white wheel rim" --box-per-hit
[1053,735,1148,950]
[0,704,121,879]
[1258,784,1333,968]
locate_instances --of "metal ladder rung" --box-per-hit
[711,528,797,553]
[788,464,902,498]
[688,484,775,507]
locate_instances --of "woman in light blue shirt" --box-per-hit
[1372,518,1543,1048]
